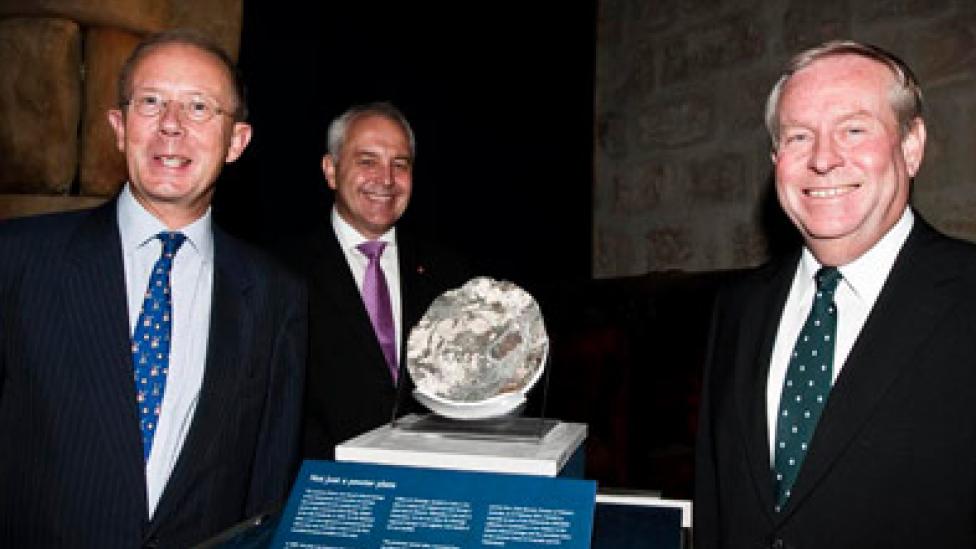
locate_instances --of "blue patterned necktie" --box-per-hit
[131,231,186,462]
[773,266,842,511]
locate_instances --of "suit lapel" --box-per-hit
[62,201,148,517]
[784,221,959,512]
[396,233,440,393]
[397,233,434,348]
[733,254,799,517]
[150,227,254,528]
[311,223,391,380]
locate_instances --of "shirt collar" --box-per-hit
[800,207,914,300]
[331,206,397,253]
[117,183,214,260]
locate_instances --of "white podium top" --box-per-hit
[335,414,587,477]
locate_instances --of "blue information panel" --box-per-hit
[270,460,597,549]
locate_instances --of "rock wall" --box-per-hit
[595,0,976,276]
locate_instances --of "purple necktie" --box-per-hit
[357,240,398,383]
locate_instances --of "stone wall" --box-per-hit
[594,0,976,276]
[0,0,242,219]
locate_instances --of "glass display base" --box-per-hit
[393,413,558,442]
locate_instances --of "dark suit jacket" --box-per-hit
[0,200,307,548]
[298,220,472,460]
[695,218,976,549]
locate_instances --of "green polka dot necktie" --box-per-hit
[773,266,842,511]
[131,232,186,462]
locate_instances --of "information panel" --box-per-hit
[270,460,597,549]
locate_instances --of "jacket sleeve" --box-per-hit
[693,291,724,549]
[245,272,308,515]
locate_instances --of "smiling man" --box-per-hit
[298,103,471,460]
[0,30,306,547]
[695,40,976,548]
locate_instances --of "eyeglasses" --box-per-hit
[123,92,233,123]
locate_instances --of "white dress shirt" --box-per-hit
[117,184,213,517]
[331,207,403,365]
[766,208,914,461]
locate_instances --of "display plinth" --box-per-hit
[335,413,586,477]
[393,412,559,441]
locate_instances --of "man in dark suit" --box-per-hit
[300,102,471,460]
[695,40,976,548]
[0,30,306,547]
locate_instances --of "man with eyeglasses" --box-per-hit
[0,29,306,547]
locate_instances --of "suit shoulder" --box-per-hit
[907,221,976,276]
[0,208,92,242]
[720,252,795,292]
[0,208,103,276]
[926,230,976,259]
[708,254,797,320]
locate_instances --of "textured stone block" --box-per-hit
[611,166,663,215]
[598,8,656,106]
[872,22,976,86]
[782,0,851,52]
[0,17,80,193]
[645,227,693,269]
[913,84,976,213]
[720,67,781,135]
[678,0,753,17]
[595,6,626,94]
[920,194,976,243]
[732,222,769,266]
[631,0,678,33]
[636,94,714,148]
[0,193,106,219]
[596,0,625,47]
[662,12,765,82]
[80,27,140,196]
[916,85,961,181]
[596,110,629,160]
[690,153,746,205]
[0,0,168,35]
[594,224,638,278]
[0,0,242,59]
[169,0,243,59]
[628,37,657,96]
[592,161,614,213]
[853,0,952,21]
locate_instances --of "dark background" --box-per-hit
[217,3,597,290]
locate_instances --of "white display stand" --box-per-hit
[335,413,587,477]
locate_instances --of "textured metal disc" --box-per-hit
[407,277,548,418]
